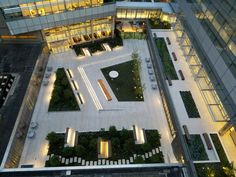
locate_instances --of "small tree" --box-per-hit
[62,147,74,157]
[109,126,118,138]
[48,155,60,167]
[75,145,86,157]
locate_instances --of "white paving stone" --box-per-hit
[19,40,176,167]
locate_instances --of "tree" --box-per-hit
[123,139,135,155]
[111,137,121,151]
[75,145,86,157]
[47,155,60,167]
[46,132,60,144]
[109,126,118,138]
[62,147,74,157]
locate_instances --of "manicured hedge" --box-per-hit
[180,91,200,118]
[48,68,79,111]
[155,38,178,80]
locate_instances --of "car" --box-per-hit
[151,84,157,90]
[147,63,152,68]
[149,75,155,81]
[148,69,153,75]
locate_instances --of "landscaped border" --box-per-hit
[45,127,164,167]
[186,134,208,161]
[101,56,144,101]
[155,38,178,80]
[48,68,79,111]
[180,91,200,118]
[149,18,171,29]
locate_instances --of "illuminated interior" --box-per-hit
[19,0,103,18]
[43,17,113,53]
[117,9,161,19]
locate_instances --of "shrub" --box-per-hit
[62,147,75,157]
[46,155,60,167]
[134,156,145,164]
[75,145,86,157]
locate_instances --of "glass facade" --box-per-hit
[116,8,161,19]
[2,0,104,20]
[43,17,113,52]
[190,0,236,78]
[174,20,229,121]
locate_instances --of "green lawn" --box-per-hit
[48,68,80,111]
[101,60,144,101]
[155,38,178,80]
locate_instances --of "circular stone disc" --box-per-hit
[109,70,119,78]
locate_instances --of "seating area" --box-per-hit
[171,52,177,61]
[178,70,185,80]
[166,37,171,45]
[98,79,112,101]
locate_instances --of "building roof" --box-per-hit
[116,2,173,13]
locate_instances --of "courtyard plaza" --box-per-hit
[152,29,236,163]
[19,39,176,167]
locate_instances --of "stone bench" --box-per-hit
[98,79,112,101]
[178,70,185,80]
[172,52,177,61]
[183,125,191,142]
[203,133,213,150]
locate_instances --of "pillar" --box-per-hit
[219,122,233,136]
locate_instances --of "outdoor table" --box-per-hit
[27,131,35,138]
[30,122,38,129]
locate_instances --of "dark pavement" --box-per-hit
[0,43,42,163]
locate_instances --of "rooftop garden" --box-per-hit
[48,68,79,111]
[101,52,144,101]
[155,38,178,80]
[45,126,164,167]
[180,91,200,118]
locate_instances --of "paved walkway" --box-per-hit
[19,40,176,167]
[152,29,236,163]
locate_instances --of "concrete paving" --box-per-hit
[152,30,236,163]
[19,40,176,167]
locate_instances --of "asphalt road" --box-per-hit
[0,43,42,163]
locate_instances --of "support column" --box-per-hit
[219,122,233,136]
[90,20,94,42]
[111,16,115,38]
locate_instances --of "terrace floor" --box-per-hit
[152,30,236,163]
[19,40,176,167]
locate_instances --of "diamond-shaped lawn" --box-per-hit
[101,60,144,101]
